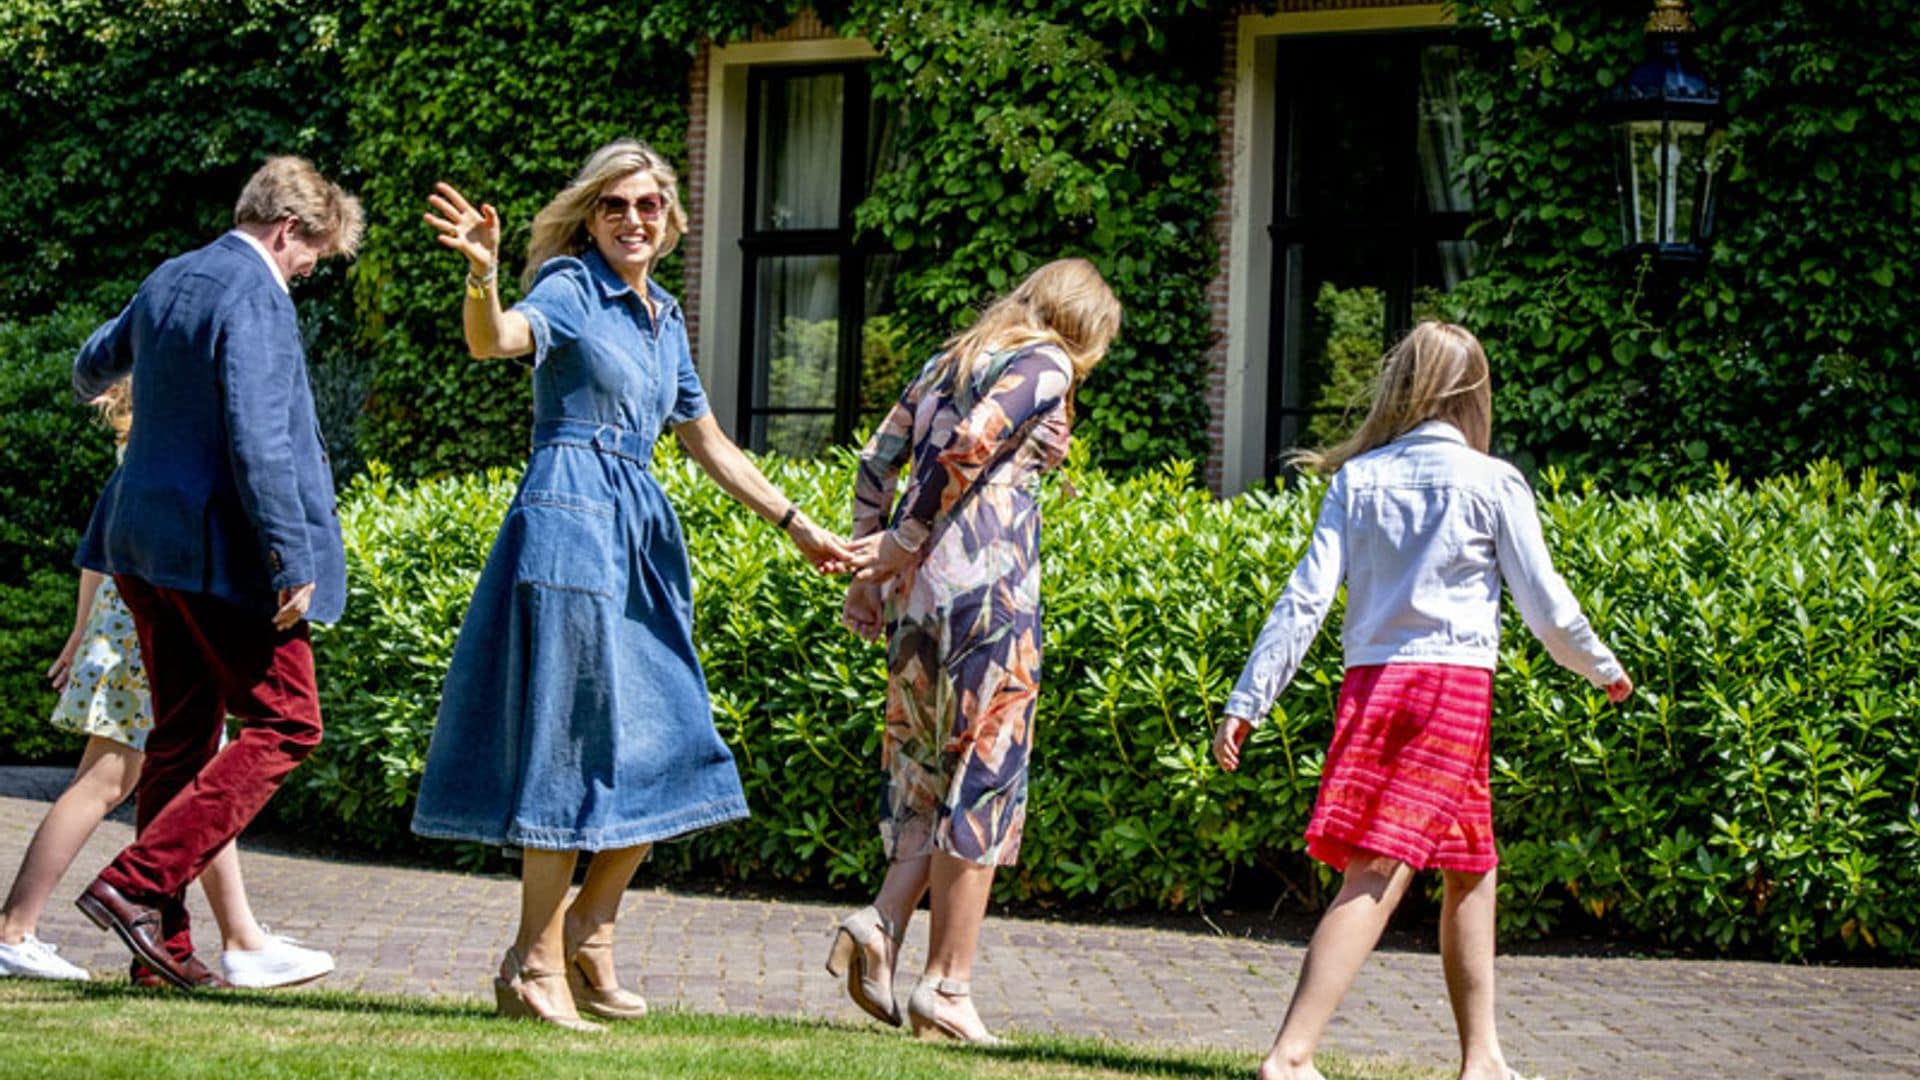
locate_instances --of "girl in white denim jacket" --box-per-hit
[1214,322,1633,1080]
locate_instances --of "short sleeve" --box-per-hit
[665,328,710,426]
[510,257,594,369]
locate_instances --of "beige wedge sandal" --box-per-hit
[493,946,604,1033]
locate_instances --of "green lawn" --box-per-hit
[0,981,1442,1078]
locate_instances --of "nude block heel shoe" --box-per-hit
[824,905,902,1027]
[906,976,1003,1045]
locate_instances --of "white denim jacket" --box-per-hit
[1225,421,1624,724]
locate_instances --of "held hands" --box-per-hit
[1212,715,1253,772]
[842,581,884,643]
[274,583,314,631]
[46,630,84,693]
[783,511,860,575]
[423,182,501,275]
[849,532,917,586]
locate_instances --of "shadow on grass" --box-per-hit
[57,981,486,1020]
[25,983,1253,1076]
[962,1039,1247,1079]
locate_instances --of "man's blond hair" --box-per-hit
[233,156,364,259]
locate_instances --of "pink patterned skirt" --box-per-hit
[1305,663,1499,874]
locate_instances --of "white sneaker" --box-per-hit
[219,932,335,989]
[0,934,91,981]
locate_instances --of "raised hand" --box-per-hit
[423,181,501,274]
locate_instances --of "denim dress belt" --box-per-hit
[531,418,653,468]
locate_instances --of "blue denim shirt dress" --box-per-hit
[410,249,749,851]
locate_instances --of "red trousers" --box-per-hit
[100,576,324,960]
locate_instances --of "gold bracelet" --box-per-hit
[464,268,496,300]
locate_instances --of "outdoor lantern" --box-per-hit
[1600,0,1725,273]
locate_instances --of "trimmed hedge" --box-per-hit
[275,450,1920,960]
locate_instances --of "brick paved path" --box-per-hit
[3,773,1916,1078]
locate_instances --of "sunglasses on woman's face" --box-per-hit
[595,194,666,221]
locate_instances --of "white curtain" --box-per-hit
[757,73,843,230]
[1417,46,1477,287]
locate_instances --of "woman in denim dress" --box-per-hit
[412,141,854,1030]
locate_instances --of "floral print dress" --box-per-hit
[49,575,153,750]
[853,343,1075,867]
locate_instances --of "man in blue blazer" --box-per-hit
[70,157,363,991]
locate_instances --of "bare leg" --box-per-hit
[1260,854,1417,1080]
[924,852,993,981]
[913,850,997,1039]
[511,848,582,1020]
[0,737,140,943]
[1440,867,1510,1080]
[563,843,650,989]
[197,841,270,952]
[874,854,930,938]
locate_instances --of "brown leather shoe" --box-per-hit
[75,878,196,991]
[131,955,230,990]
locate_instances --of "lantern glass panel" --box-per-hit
[1616,120,1665,246]
[1667,120,1710,245]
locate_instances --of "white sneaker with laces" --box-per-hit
[219,931,335,989]
[0,934,91,981]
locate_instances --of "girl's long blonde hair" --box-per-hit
[522,140,689,291]
[93,380,132,445]
[1291,320,1491,475]
[934,258,1122,398]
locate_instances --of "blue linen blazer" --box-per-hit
[72,233,346,624]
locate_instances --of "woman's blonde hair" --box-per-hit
[935,257,1121,396]
[233,156,364,258]
[523,140,689,290]
[93,380,132,445]
[1291,320,1491,475]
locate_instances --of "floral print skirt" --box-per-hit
[49,576,153,751]
[880,483,1042,868]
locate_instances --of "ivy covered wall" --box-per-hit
[3,1,1910,492]
[1447,0,1920,489]
[347,0,1219,478]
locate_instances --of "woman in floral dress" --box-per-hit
[829,259,1120,1043]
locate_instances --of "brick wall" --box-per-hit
[1203,9,1242,495]
[685,42,710,357]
